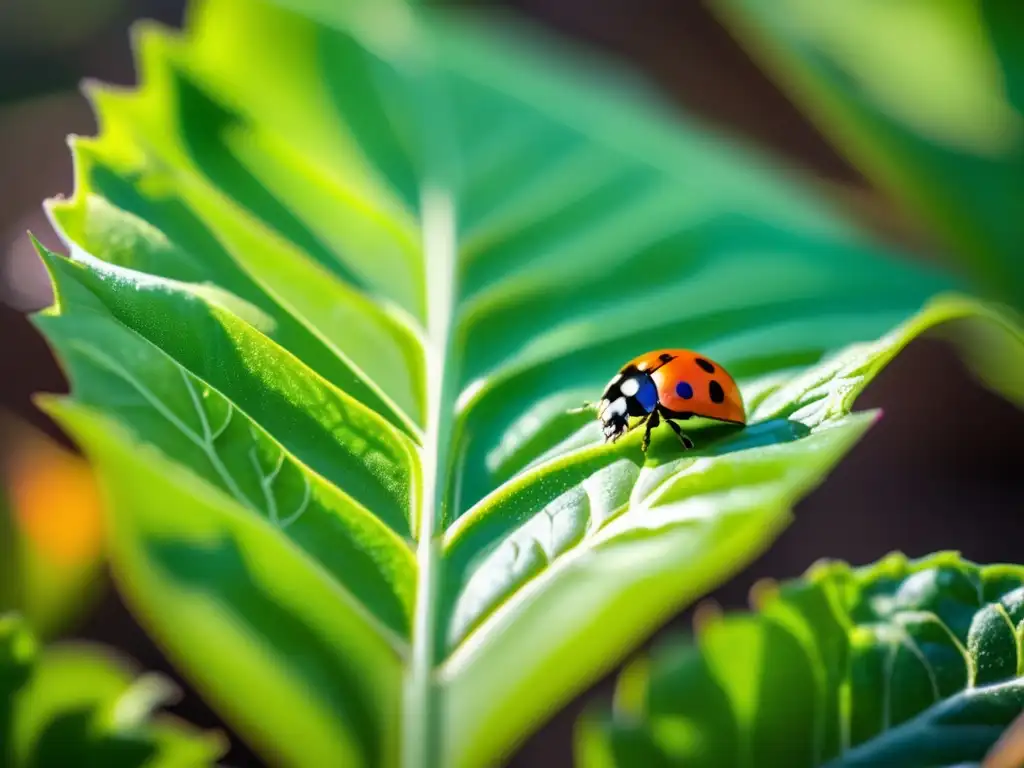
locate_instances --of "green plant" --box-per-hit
[578,6,1024,765]
[578,552,1024,767]
[710,0,1024,311]
[20,0,1024,766]
[0,612,223,767]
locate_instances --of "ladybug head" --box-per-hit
[598,396,630,442]
[596,366,658,443]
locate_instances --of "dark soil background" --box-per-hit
[1,1,1020,766]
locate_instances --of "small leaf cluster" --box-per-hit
[581,552,1024,767]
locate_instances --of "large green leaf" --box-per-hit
[28,0,1024,765]
[0,612,224,767]
[710,0,1024,310]
[579,551,1024,767]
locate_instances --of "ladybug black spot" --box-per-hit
[708,380,725,404]
[676,381,694,399]
[659,353,674,362]
[695,357,715,374]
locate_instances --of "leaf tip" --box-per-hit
[79,76,106,101]
[31,392,65,416]
[80,77,135,123]
[42,193,66,210]
[612,654,652,720]
[803,555,852,585]
[26,230,45,253]
[859,550,913,585]
[126,15,185,77]
[41,195,69,240]
[692,598,724,637]
[111,671,182,728]
[30,396,80,438]
[916,549,968,571]
[25,231,63,282]
[27,235,62,268]
[748,577,779,611]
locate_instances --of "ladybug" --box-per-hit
[574,349,746,452]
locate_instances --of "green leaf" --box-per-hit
[27,0,1024,765]
[1,612,224,767]
[579,552,1024,768]
[709,0,1024,310]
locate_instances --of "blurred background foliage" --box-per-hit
[712,0,1024,312]
[0,0,127,105]
[0,0,1021,766]
[0,411,104,641]
[0,611,225,767]
[581,551,1024,767]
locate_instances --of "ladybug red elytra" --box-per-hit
[573,349,746,452]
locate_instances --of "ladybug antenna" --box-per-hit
[568,401,596,414]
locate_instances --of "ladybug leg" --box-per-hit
[640,410,660,453]
[568,401,597,414]
[665,418,695,450]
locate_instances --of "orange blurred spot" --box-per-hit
[5,428,103,567]
[985,710,1024,768]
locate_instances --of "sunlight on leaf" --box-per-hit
[578,551,1024,768]
[26,0,1024,765]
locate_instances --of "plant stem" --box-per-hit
[405,186,457,768]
